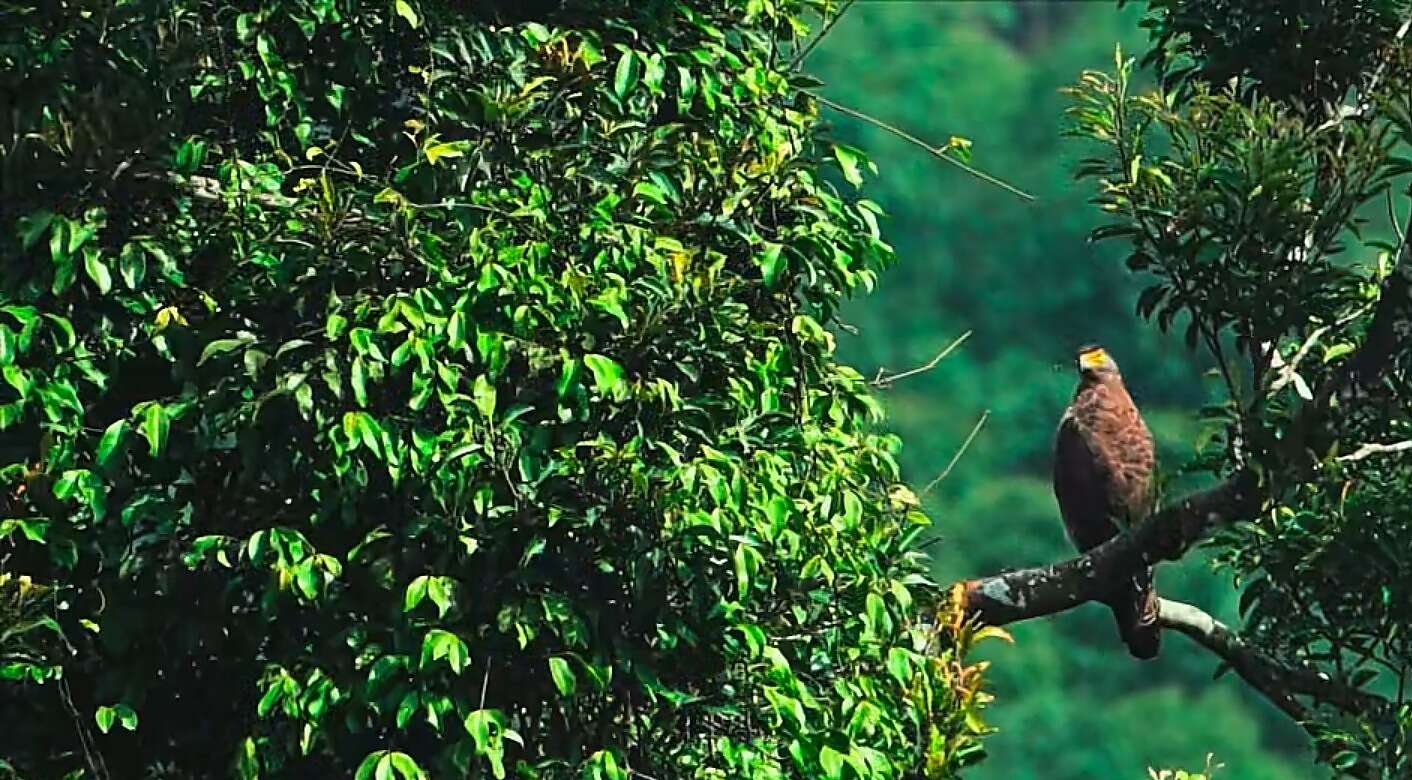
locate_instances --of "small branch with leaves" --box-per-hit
[811,95,1035,201]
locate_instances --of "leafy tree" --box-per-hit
[0,1,993,778]
[961,1,1412,777]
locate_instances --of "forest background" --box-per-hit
[813,3,1313,778]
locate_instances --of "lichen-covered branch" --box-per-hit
[959,474,1259,626]
[1157,598,1388,721]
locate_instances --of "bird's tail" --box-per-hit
[1106,565,1161,660]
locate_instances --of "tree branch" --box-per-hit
[810,94,1036,201]
[870,330,971,387]
[960,473,1259,627]
[1160,598,1308,721]
[958,233,1412,632]
[1157,598,1388,720]
[788,0,856,70]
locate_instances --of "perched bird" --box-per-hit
[1053,345,1161,659]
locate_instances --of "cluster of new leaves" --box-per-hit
[0,1,992,778]
[1067,5,1412,776]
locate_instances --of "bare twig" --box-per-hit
[811,94,1035,201]
[1387,187,1406,248]
[1267,325,1331,398]
[788,0,856,70]
[870,330,972,388]
[479,656,491,710]
[58,676,110,780]
[1338,439,1412,462]
[920,410,990,497]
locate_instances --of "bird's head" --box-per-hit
[1075,344,1121,381]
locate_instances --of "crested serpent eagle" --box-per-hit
[1053,345,1161,659]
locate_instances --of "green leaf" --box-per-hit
[425,141,467,165]
[548,656,577,697]
[583,354,627,401]
[841,490,863,529]
[96,419,128,468]
[16,211,54,251]
[394,0,419,29]
[83,247,112,293]
[404,575,429,612]
[67,221,97,255]
[143,403,170,457]
[465,709,492,751]
[427,576,452,618]
[421,629,468,674]
[95,705,116,734]
[556,357,581,399]
[387,752,424,780]
[737,623,766,657]
[256,680,284,718]
[326,83,347,112]
[758,242,785,288]
[447,311,466,348]
[472,374,497,419]
[833,143,868,187]
[326,313,348,340]
[49,220,75,295]
[199,337,252,366]
[865,592,889,637]
[352,357,370,406]
[396,692,419,729]
[1323,342,1355,363]
[886,647,912,685]
[734,543,760,599]
[613,49,641,100]
[819,745,846,779]
[355,752,383,780]
[118,243,147,289]
[296,563,320,600]
[1,365,27,398]
[114,703,138,731]
[173,137,207,174]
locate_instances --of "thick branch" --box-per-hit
[960,237,1412,630]
[960,473,1259,627]
[1157,598,1388,721]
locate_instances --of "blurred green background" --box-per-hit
[810,3,1317,778]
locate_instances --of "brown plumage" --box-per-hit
[1053,345,1161,659]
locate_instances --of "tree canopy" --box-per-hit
[5,0,1412,778]
[0,1,991,778]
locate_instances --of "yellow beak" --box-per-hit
[1078,348,1109,370]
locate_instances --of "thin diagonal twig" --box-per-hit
[812,94,1035,201]
[789,0,857,70]
[871,330,972,388]
[921,410,990,497]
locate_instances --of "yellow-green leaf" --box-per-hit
[393,0,419,28]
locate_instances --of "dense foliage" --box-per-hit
[0,1,992,778]
[1069,0,1412,775]
[1131,0,1411,105]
